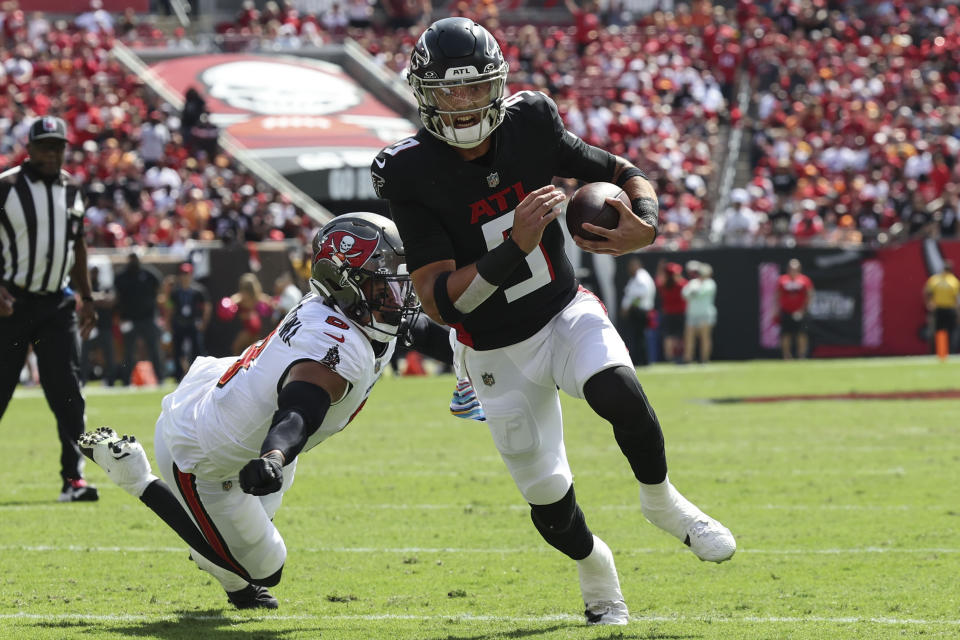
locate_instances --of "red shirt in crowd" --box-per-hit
[777,274,813,314]
[657,277,688,315]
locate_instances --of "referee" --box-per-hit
[0,116,99,502]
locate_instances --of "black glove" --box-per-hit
[239,451,284,496]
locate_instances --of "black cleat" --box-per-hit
[226,584,279,610]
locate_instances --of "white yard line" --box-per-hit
[1,544,956,555]
[1,612,957,626]
[1,501,952,512]
[12,383,176,399]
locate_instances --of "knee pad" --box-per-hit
[583,365,666,484]
[583,365,655,426]
[250,565,283,588]
[519,471,571,506]
[529,485,594,560]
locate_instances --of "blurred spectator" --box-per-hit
[139,110,170,170]
[777,258,814,360]
[229,273,275,354]
[791,199,824,246]
[382,0,431,29]
[75,0,114,33]
[114,253,163,384]
[655,260,687,364]
[924,259,960,358]
[714,188,761,246]
[564,0,601,55]
[185,113,219,158]
[181,87,208,135]
[347,0,375,28]
[619,256,655,366]
[169,262,210,381]
[273,272,303,318]
[681,261,717,364]
[80,264,117,386]
[321,3,349,33]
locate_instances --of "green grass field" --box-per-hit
[1,357,958,639]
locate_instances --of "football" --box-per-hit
[564,182,629,241]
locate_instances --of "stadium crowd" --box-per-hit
[724,0,960,247]
[2,0,958,253]
[0,1,314,251]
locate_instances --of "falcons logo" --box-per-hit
[316,230,378,269]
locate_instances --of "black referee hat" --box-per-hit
[28,116,68,142]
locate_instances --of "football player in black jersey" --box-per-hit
[373,17,735,625]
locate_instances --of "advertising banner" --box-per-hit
[150,54,417,202]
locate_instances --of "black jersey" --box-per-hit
[373,90,617,350]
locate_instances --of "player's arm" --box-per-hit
[70,231,98,338]
[238,360,348,496]
[551,113,658,255]
[411,185,566,326]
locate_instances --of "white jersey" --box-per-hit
[158,292,394,479]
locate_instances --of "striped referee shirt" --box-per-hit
[0,161,84,294]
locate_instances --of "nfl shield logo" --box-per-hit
[481,372,495,386]
[486,172,500,188]
[222,481,233,491]
[43,117,58,132]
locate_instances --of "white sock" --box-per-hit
[127,473,159,498]
[190,549,249,592]
[577,536,622,603]
[638,476,674,511]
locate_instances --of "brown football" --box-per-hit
[565,182,629,241]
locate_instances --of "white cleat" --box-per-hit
[78,427,156,498]
[641,483,736,563]
[578,536,629,625]
[584,599,629,626]
[683,515,736,563]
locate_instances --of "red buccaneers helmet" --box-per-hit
[311,213,420,343]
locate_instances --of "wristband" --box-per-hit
[614,167,648,189]
[475,236,526,286]
[631,197,659,241]
[433,271,464,324]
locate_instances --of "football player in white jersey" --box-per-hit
[79,212,421,609]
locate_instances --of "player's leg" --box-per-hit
[0,309,31,419]
[33,296,97,501]
[153,429,285,608]
[463,338,626,625]
[557,291,735,563]
[79,426,262,583]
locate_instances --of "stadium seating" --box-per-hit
[3,1,956,249]
[0,6,313,249]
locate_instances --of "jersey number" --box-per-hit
[481,212,553,303]
[217,328,277,387]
